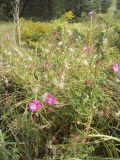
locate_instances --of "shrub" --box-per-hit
[20,18,55,42]
[62,11,75,22]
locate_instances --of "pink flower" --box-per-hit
[6,34,10,41]
[113,63,119,73]
[102,108,110,118]
[43,93,57,106]
[67,29,73,38]
[89,11,96,16]
[48,108,53,113]
[44,61,50,70]
[83,45,91,53]
[28,99,41,112]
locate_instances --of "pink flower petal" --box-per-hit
[29,102,37,112]
[6,34,10,41]
[28,99,41,112]
[89,11,96,16]
[67,29,73,38]
[113,63,119,73]
[48,108,53,113]
[33,99,41,109]
[83,45,91,53]
[43,93,57,106]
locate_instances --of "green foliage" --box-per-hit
[97,14,120,49]
[117,0,120,9]
[101,0,112,13]
[0,131,20,160]
[52,0,65,17]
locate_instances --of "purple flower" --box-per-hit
[113,63,119,73]
[43,93,57,106]
[89,11,96,16]
[28,99,41,112]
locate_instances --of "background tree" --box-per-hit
[0,0,113,20]
[101,0,112,13]
[117,0,120,9]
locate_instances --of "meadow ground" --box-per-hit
[0,13,120,160]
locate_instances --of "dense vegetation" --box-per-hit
[0,0,117,19]
[0,1,120,160]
